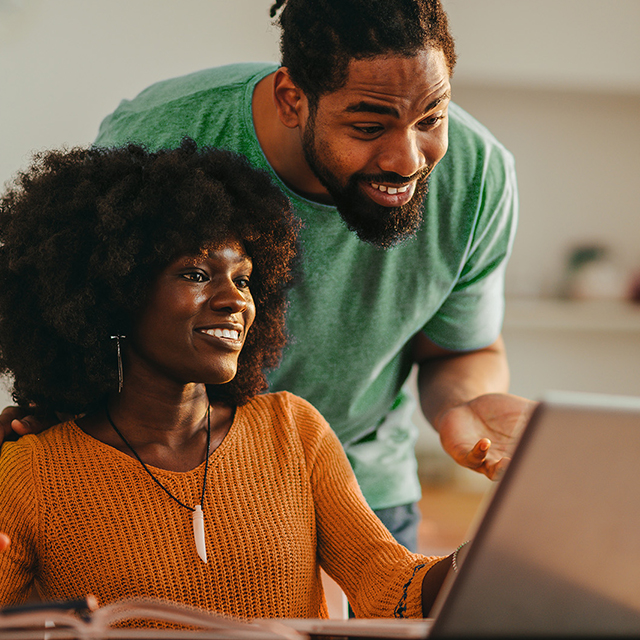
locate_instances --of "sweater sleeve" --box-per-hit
[0,438,40,605]
[288,394,443,618]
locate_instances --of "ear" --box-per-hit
[273,67,307,129]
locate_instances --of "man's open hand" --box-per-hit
[437,393,538,480]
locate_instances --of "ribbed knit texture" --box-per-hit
[0,392,439,620]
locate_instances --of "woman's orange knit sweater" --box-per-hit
[0,391,440,619]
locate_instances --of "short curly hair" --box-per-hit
[270,0,457,105]
[0,139,300,416]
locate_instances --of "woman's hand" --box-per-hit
[421,556,453,617]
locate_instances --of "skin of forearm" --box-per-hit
[416,337,510,433]
[421,556,453,617]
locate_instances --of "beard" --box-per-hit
[301,113,432,249]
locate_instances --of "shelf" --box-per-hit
[504,298,640,333]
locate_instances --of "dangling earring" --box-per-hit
[110,334,126,393]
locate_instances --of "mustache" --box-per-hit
[354,167,433,185]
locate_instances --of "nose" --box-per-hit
[377,130,426,178]
[209,280,249,315]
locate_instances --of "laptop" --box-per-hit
[428,390,640,637]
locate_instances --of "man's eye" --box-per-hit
[235,277,251,289]
[420,114,446,128]
[353,125,383,135]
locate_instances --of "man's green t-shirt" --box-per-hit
[95,63,518,510]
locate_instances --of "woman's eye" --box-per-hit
[235,277,251,289]
[182,271,207,282]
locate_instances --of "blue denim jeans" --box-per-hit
[374,501,421,552]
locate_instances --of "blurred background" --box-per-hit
[1,1,639,508]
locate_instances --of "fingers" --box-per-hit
[0,406,25,422]
[10,416,41,435]
[0,406,44,445]
[0,533,10,552]
[463,438,511,481]
[489,457,510,481]
[463,438,491,469]
[0,406,25,442]
[0,406,50,444]
[480,454,510,481]
[0,407,52,444]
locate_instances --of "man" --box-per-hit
[2,0,534,551]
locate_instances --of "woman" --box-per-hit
[0,140,452,621]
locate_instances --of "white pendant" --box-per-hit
[192,504,207,563]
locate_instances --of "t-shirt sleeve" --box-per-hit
[289,394,442,618]
[0,438,39,605]
[423,141,518,350]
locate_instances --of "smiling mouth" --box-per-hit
[370,182,411,195]
[197,328,241,341]
[362,179,416,206]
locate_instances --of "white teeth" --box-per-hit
[370,183,410,194]
[202,328,240,340]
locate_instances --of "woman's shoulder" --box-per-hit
[243,391,329,429]
[241,391,337,454]
[1,422,67,457]
[30,420,82,448]
[0,431,48,488]
[1,421,95,466]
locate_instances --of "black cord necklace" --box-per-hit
[104,403,212,563]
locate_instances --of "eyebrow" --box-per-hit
[344,90,451,118]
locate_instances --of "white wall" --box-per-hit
[440,0,640,298]
[0,0,280,187]
[452,83,640,297]
[442,0,640,94]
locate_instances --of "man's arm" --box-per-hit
[414,332,537,480]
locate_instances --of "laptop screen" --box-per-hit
[430,391,640,637]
